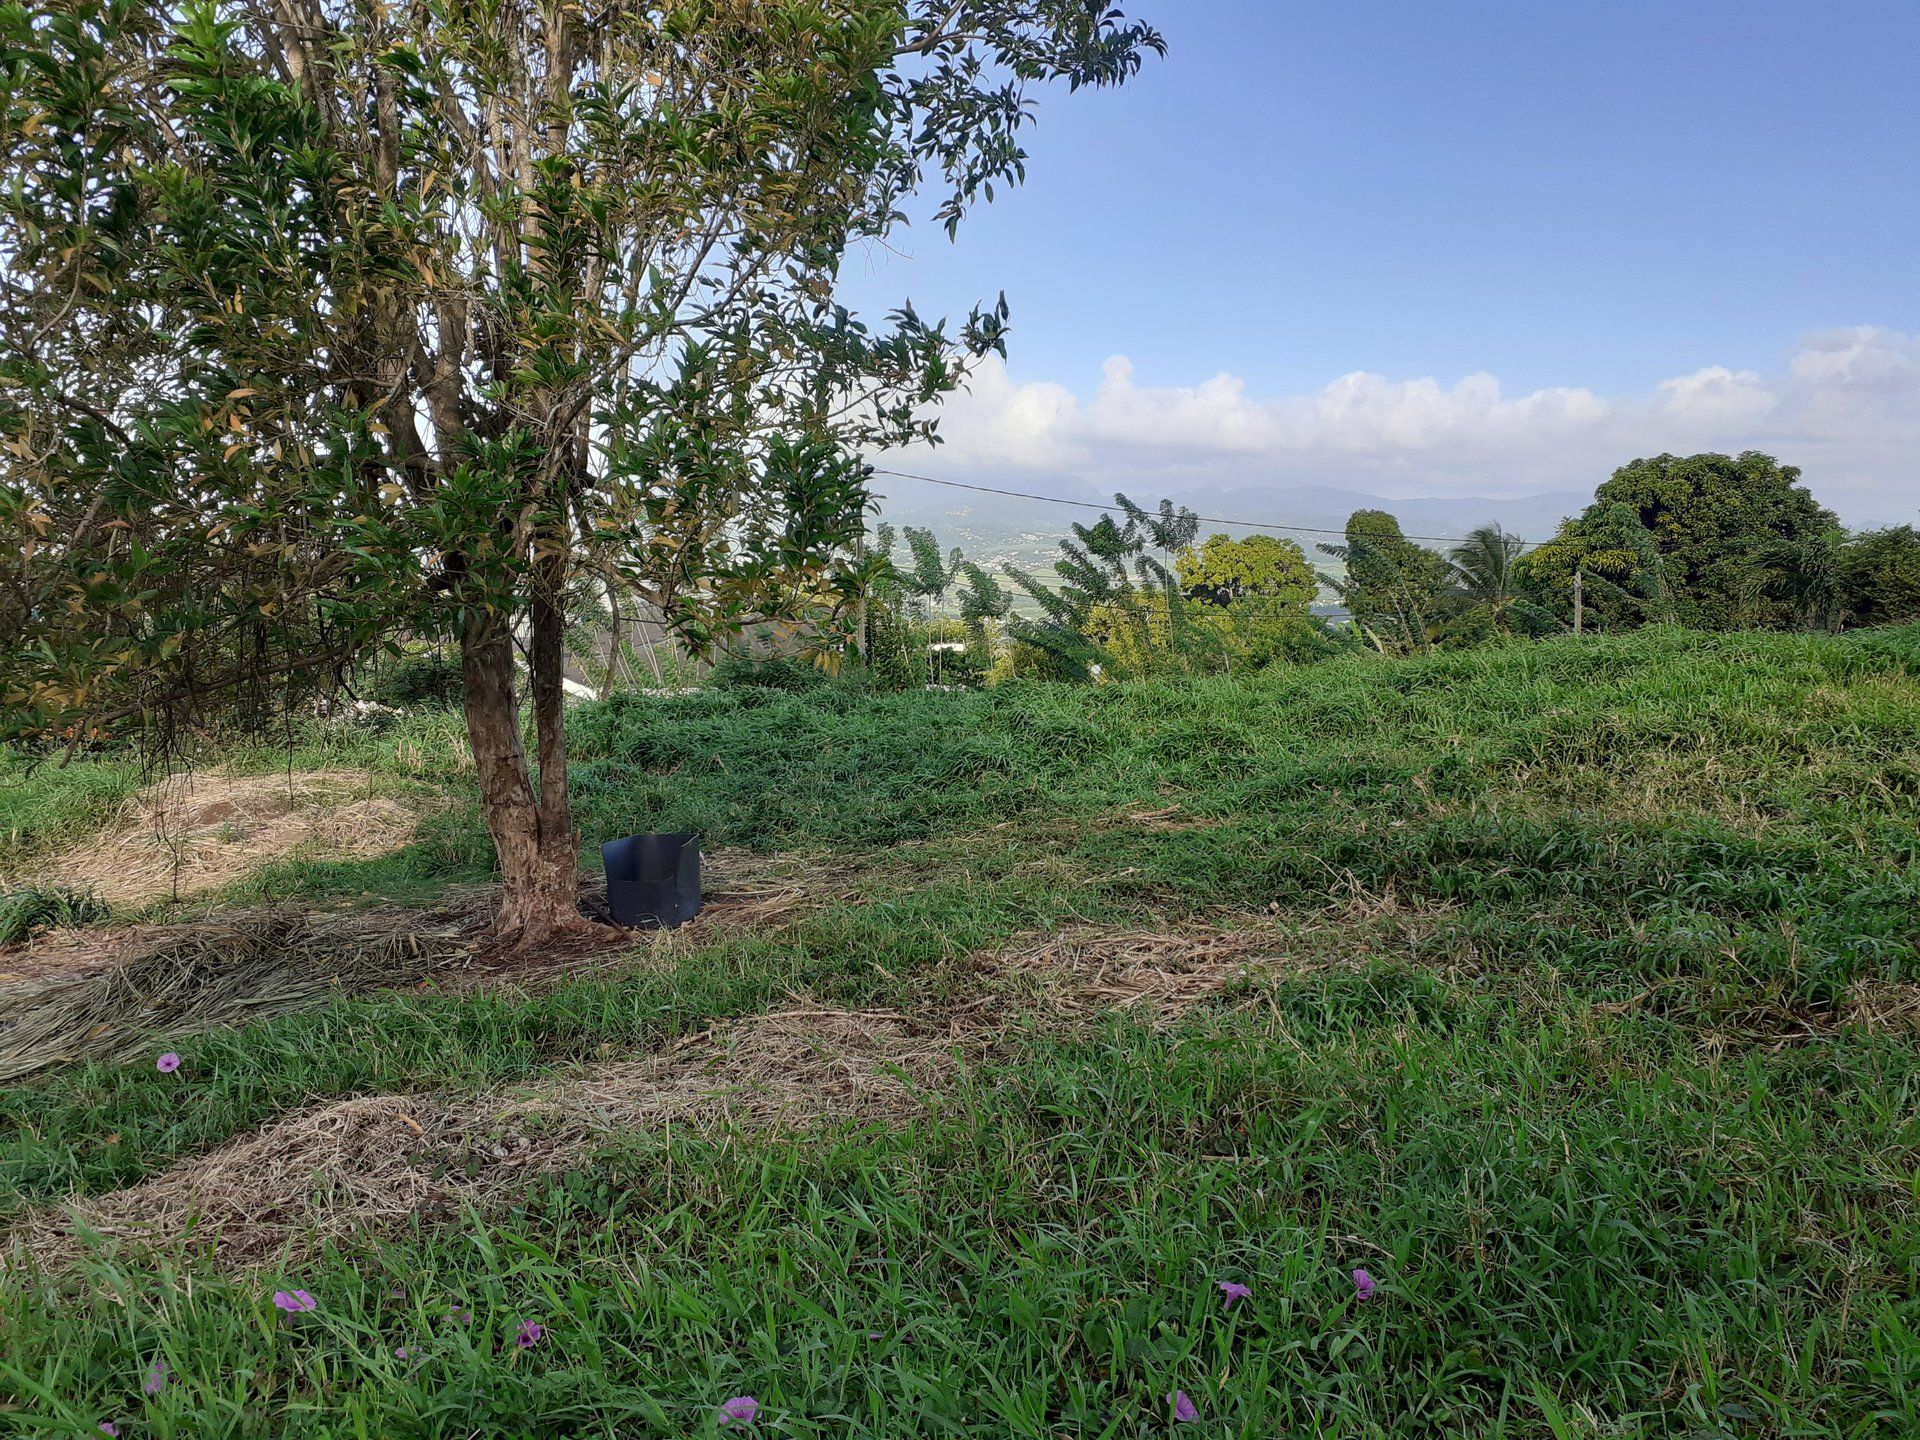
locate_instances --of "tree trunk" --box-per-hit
[459,611,585,949]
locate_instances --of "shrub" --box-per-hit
[365,649,464,709]
[708,656,835,693]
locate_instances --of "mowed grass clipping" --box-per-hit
[2,625,1918,1438]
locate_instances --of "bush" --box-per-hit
[366,649,464,709]
[708,655,835,693]
[1215,604,1355,667]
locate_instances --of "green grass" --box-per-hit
[3,626,1919,1437]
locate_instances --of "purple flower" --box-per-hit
[155,1052,181,1074]
[515,1319,543,1349]
[448,1303,472,1325]
[1352,1268,1376,1302]
[1171,1389,1200,1423]
[394,1346,409,1360]
[1217,1280,1251,1309]
[718,1395,759,1426]
[98,1425,120,1437]
[144,1356,168,1395]
[272,1288,318,1314]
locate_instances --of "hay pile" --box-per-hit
[19,1007,949,1265]
[38,769,419,909]
[7,920,1295,1270]
[0,900,488,1082]
[974,925,1285,1024]
[0,848,858,1080]
[672,848,865,940]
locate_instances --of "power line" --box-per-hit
[867,467,1546,550]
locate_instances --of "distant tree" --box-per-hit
[888,526,964,620]
[1004,495,1201,679]
[1527,453,1835,631]
[1317,510,1447,653]
[1840,525,1920,627]
[1523,502,1674,631]
[1445,524,1528,633]
[955,562,1014,660]
[1751,526,1851,632]
[861,524,1001,690]
[1176,533,1316,610]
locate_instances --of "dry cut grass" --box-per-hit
[0,898,489,1082]
[32,769,420,909]
[9,919,1304,1269]
[13,1007,951,1267]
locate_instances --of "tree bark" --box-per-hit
[459,611,584,949]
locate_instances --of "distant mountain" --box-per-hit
[869,476,1587,578]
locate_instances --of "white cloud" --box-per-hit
[906,327,1920,524]
[1656,366,1775,427]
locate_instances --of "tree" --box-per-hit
[1752,526,1850,633]
[1527,452,1835,631]
[0,0,1163,946]
[861,522,966,690]
[1840,525,1920,628]
[1445,523,1526,633]
[1317,510,1446,653]
[1175,532,1315,610]
[1522,501,1673,631]
[1003,495,1200,679]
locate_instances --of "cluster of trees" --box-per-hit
[861,500,1347,685]
[860,449,1917,683]
[1328,452,1919,652]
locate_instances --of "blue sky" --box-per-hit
[841,1,1920,524]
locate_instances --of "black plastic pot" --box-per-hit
[600,833,702,930]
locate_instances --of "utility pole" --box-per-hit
[1573,569,1584,636]
[851,526,869,666]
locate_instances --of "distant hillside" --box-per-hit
[869,476,1587,580]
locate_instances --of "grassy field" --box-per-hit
[2,626,1918,1437]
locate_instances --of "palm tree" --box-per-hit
[1752,526,1850,632]
[1446,524,1527,632]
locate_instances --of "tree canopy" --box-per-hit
[1445,524,1527,632]
[1525,452,1836,630]
[1318,510,1448,653]
[1002,495,1199,679]
[1175,532,1315,610]
[1840,525,1920,628]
